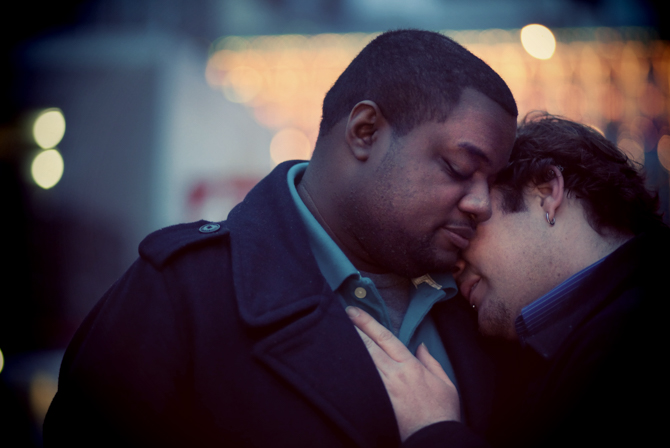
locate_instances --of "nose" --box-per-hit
[459,179,492,223]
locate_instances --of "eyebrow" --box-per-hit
[458,142,491,166]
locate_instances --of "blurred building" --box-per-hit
[0,0,667,445]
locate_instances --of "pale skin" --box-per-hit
[457,166,631,340]
[345,305,460,442]
[348,168,631,441]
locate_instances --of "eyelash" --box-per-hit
[444,160,469,181]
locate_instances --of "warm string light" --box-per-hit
[521,24,556,60]
[206,28,669,166]
[207,33,374,164]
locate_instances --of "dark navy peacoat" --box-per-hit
[43,161,498,448]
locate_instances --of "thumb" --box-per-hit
[416,343,454,386]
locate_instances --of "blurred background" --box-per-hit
[1,0,667,445]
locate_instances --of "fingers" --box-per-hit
[353,326,398,374]
[346,307,462,437]
[416,343,453,386]
[346,306,413,363]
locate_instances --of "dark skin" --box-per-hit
[297,100,394,273]
[298,88,517,277]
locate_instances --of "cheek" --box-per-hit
[470,235,508,271]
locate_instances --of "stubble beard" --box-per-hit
[344,141,457,278]
[344,194,453,278]
[479,297,516,340]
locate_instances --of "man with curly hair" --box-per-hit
[350,113,668,447]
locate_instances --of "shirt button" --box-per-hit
[354,287,367,299]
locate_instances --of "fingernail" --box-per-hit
[345,306,360,318]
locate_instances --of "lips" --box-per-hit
[442,226,475,250]
[458,275,480,307]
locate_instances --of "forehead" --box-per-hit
[430,88,516,170]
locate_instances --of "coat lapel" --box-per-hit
[252,294,400,448]
[432,297,499,434]
[226,161,399,447]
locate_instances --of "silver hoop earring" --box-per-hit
[546,212,555,226]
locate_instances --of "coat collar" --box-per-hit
[524,226,670,359]
[226,160,329,327]
[225,161,400,447]
[432,297,500,434]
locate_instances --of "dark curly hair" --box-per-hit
[495,112,663,235]
[318,29,517,139]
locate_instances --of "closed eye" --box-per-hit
[442,159,472,181]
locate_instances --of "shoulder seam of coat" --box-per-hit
[138,220,230,270]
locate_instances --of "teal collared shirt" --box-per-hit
[287,163,459,387]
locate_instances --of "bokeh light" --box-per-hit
[206,28,669,190]
[658,135,670,172]
[270,128,312,165]
[618,137,645,165]
[0,348,4,374]
[33,108,66,149]
[222,66,264,103]
[29,372,58,427]
[521,24,556,60]
[31,149,64,189]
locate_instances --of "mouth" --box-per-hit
[442,226,475,250]
[459,276,481,307]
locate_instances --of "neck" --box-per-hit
[553,204,632,278]
[297,166,389,275]
[297,180,341,246]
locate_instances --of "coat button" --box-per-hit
[354,287,367,299]
[199,223,220,233]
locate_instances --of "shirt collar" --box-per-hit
[515,256,607,345]
[287,162,359,291]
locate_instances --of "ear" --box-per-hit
[535,165,564,224]
[344,101,386,161]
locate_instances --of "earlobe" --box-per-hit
[537,165,565,225]
[345,101,385,161]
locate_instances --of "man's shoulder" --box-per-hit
[138,220,231,270]
[542,226,668,378]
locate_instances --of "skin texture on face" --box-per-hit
[342,89,517,277]
[455,164,630,340]
[455,188,549,339]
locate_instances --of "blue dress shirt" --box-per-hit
[287,162,460,386]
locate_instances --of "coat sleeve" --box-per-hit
[43,222,231,447]
[43,256,194,447]
[404,422,491,448]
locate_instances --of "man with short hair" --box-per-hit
[350,112,668,447]
[44,30,517,447]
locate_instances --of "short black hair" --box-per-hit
[318,29,518,138]
[495,112,663,235]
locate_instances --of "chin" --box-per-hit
[420,249,459,274]
[477,325,517,341]
[477,308,516,340]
